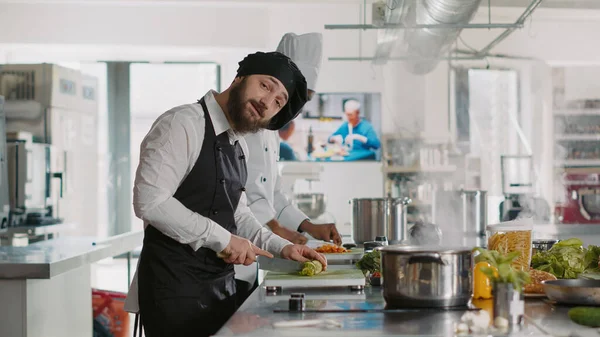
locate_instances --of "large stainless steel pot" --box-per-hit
[350,197,411,245]
[432,189,487,237]
[380,245,473,308]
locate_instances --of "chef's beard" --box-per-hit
[227,78,270,134]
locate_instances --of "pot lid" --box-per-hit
[486,218,533,232]
[380,244,473,254]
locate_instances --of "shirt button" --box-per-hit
[212,209,219,215]
[262,177,267,182]
[217,146,222,152]
[265,147,268,152]
[220,178,225,184]
[241,187,246,192]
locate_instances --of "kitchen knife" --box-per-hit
[257,256,303,273]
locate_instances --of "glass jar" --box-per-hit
[486,220,533,271]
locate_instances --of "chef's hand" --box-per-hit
[299,220,342,246]
[345,134,368,144]
[218,235,273,266]
[280,244,327,270]
[267,219,308,245]
[329,135,343,145]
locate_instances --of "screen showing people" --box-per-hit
[278,92,382,162]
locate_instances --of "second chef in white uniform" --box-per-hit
[235,32,342,302]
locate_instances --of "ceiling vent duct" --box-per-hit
[401,0,482,74]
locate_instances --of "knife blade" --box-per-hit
[257,256,303,273]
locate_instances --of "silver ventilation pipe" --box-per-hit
[402,0,483,74]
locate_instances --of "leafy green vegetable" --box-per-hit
[299,260,323,276]
[356,249,381,275]
[554,238,583,248]
[531,238,600,279]
[474,247,530,292]
[584,245,600,273]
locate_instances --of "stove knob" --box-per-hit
[289,297,305,312]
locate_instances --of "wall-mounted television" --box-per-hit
[277,92,382,162]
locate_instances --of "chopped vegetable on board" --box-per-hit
[299,260,323,276]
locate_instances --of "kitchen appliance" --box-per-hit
[499,155,550,223]
[280,162,323,197]
[380,245,473,308]
[350,197,411,245]
[555,172,600,224]
[294,193,326,219]
[0,96,10,232]
[0,64,99,235]
[432,189,487,245]
[6,132,64,226]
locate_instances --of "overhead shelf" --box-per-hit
[383,165,457,174]
[555,134,600,141]
[554,109,600,116]
[555,159,600,167]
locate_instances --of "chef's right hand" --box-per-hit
[329,135,343,145]
[218,235,273,266]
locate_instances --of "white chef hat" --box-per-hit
[344,99,361,112]
[276,32,323,91]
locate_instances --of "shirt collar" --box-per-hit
[202,90,232,136]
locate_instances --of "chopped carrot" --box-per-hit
[315,244,349,253]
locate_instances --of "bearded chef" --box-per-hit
[235,33,342,303]
[123,51,327,337]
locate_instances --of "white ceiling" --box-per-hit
[1,0,600,9]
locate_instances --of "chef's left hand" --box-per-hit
[280,244,327,270]
[345,134,367,144]
[299,220,342,246]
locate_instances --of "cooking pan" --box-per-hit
[541,279,600,306]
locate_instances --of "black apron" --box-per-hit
[136,98,247,337]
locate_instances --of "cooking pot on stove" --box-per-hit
[380,245,473,308]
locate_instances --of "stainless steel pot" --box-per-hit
[389,197,411,244]
[294,193,326,218]
[432,189,487,236]
[380,245,473,308]
[350,197,411,245]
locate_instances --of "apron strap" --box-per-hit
[133,313,143,337]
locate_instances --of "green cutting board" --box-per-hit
[263,268,366,288]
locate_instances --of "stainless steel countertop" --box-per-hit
[216,285,600,337]
[0,231,143,279]
[0,223,75,237]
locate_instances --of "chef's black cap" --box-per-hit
[236,51,308,130]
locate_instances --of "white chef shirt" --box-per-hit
[124,90,292,313]
[244,129,309,231]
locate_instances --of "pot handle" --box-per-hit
[393,197,412,206]
[407,253,445,265]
